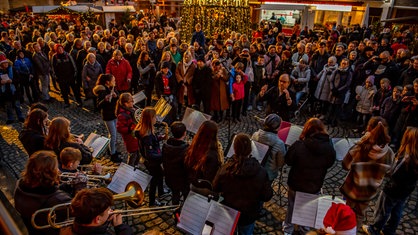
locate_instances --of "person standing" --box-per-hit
[32,42,51,102]
[106,49,132,93]
[192,56,213,114]
[176,51,196,115]
[210,59,229,122]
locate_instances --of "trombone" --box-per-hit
[31,182,179,229]
[60,172,112,187]
[78,164,119,171]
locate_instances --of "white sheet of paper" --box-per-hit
[177,191,211,234]
[83,133,110,158]
[332,138,359,161]
[132,91,146,104]
[182,107,212,134]
[0,74,10,81]
[107,163,152,194]
[291,191,319,228]
[285,125,303,146]
[226,136,270,164]
[205,201,240,235]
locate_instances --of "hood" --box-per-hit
[92,85,106,96]
[368,144,390,160]
[304,133,333,156]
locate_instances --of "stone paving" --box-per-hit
[0,90,417,234]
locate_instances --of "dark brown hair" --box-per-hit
[21,151,59,188]
[71,188,113,224]
[299,118,328,140]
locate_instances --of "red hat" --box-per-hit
[225,39,233,46]
[0,53,9,65]
[323,203,356,235]
[54,44,63,51]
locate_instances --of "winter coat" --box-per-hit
[373,60,399,86]
[14,179,71,235]
[105,58,132,92]
[399,67,418,86]
[93,85,118,121]
[314,64,338,101]
[116,106,139,153]
[257,87,297,122]
[213,157,273,225]
[192,65,213,97]
[72,221,133,235]
[380,96,401,127]
[14,57,33,78]
[162,138,189,191]
[32,51,50,76]
[19,128,45,156]
[373,87,391,110]
[51,52,77,82]
[341,143,394,202]
[0,64,18,99]
[355,85,377,114]
[285,133,336,194]
[186,146,222,186]
[232,78,247,100]
[175,60,196,105]
[328,67,353,104]
[82,61,103,92]
[155,70,177,97]
[310,52,330,78]
[138,61,156,86]
[384,154,418,199]
[263,53,280,79]
[251,129,286,181]
[290,66,311,93]
[210,67,229,111]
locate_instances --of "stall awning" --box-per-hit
[33,6,59,13]
[381,16,418,23]
[33,5,102,13]
[260,3,306,10]
[101,6,136,12]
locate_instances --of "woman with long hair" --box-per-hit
[341,116,395,231]
[363,127,418,235]
[19,108,49,156]
[93,74,121,162]
[134,107,167,206]
[44,117,92,165]
[137,51,156,106]
[283,118,336,235]
[14,151,71,235]
[158,50,176,75]
[213,133,273,235]
[184,120,223,186]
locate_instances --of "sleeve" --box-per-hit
[342,145,356,170]
[298,69,311,83]
[141,135,162,160]
[116,113,130,135]
[284,141,300,166]
[114,223,134,235]
[125,60,132,80]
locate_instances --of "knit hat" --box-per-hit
[0,53,8,65]
[366,75,375,84]
[242,48,249,53]
[323,203,356,235]
[225,39,233,46]
[54,44,63,51]
[263,114,282,131]
[161,61,171,69]
[364,46,374,52]
[196,55,206,63]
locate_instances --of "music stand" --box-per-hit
[132,91,146,105]
[224,134,270,165]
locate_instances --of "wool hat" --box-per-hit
[366,75,375,84]
[364,46,374,52]
[225,40,234,46]
[263,114,281,131]
[161,61,171,69]
[323,203,356,235]
[0,53,8,64]
[196,55,206,63]
[54,44,63,51]
[242,48,249,53]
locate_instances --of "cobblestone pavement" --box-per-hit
[1,90,417,234]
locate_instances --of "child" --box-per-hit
[372,78,391,116]
[355,75,377,130]
[231,74,248,122]
[116,93,140,167]
[162,121,189,205]
[380,86,402,134]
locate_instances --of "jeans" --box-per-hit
[368,191,408,235]
[5,100,24,121]
[283,188,313,234]
[104,119,117,155]
[38,74,50,100]
[236,222,255,235]
[295,91,306,105]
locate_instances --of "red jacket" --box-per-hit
[116,106,139,153]
[106,58,132,92]
[232,75,247,100]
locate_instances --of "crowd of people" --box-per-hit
[0,9,418,235]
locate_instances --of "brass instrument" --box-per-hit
[31,182,179,229]
[134,105,142,123]
[78,164,119,172]
[60,172,112,186]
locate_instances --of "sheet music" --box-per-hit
[225,137,269,164]
[177,191,211,234]
[205,201,240,235]
[182,108,212,134]
[107,163,152,194]
[83,133,110,158]
[285,125,303,146]
[1,74,11,81]
[132,91,146,104]
[314,196,345,229]
[292,191,319,228]
[332,138,359,161]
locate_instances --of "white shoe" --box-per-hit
[247,106,253,111]
[257,105,263,111]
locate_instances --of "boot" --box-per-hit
[111,152,123,163]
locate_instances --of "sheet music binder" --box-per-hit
[177,191,240,235]
[132,91,147,104]
[107,163,152,194]
[332,138,359,161]
[83,133,110,158]
[292,191,345,229]
[224,134,270,165]
[181,107,212,134]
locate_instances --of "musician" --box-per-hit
[162,121,189,205]
[93,74,122,163]
[14,151,71,235]
[134,107,169,206]
[44,117,93,165]
[155,61,178,123]
[213,133,273,235]
[71,188,133,235]
[116,93,140,166]
[19,108,49,156]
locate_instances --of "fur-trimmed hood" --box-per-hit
[93,84,106,96]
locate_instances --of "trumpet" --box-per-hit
[31,182,179,229]
[78,164,119,171]
[60,172,112,186]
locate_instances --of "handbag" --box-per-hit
[245,60,254,82]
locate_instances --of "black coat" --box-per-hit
[213,157,273,225]
[384,154,418,199]
[257,87,296,122]
[19,128,45,156]
[285,133,336,194]
[162,138,189,191]
[186,147,221,186]
[93,85,118,121]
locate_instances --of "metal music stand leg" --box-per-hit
[277,166,287,207]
